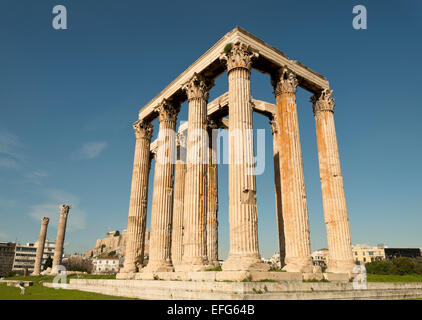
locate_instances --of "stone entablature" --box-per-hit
[138,27,329,122]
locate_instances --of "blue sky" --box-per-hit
[0,0,421,258]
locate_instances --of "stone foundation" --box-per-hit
[44,279,422,300]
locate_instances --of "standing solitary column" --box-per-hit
[270,116,286,268]
[121,120,153,275]
[143,100,178,273]
[32,217,49,275]
[52,205,71,272]
[272,67,313,273]
[171,130,187,267]
[178,73,212,272]
[207,119,219,267]
[220,42,269,271]
[311,89,354,274]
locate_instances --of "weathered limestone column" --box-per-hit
[177,73,212,272]
[52,205,71,271]
[311,89,355,274]
[143,100,178,273]
[32,217,49,275]
[171,131,187,267]
[272,67,313,273]
[269,117,286,268]
[220,42,269,271]
[121,120,153,274]
[207,119,219,267]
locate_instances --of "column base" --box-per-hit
[222,254,270,272]
[282,256,313,273]
[327,259,356,275]
[142,263,174,273]
[175,256,209,272]
[207,261,221,268]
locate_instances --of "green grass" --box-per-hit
[367,274,422,282]
[1,275,134,300]
[205,266,222,272]
[4,274,116,284]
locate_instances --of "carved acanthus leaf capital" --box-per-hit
[311,89,335,115]
[133,120,153,140]
[60,205,71,217]
[154,99,178,123]
[219,42,259,72]
[272,67,298,95]
[41,217,50,225]
[182,73,213,102]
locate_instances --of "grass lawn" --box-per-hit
[367,274,422,282]
[0,275,136,300]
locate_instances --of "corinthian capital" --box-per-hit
[220,42,259,72]
[311,89,335,115]
[155,99,178,123]
[133,120,153,140]
[60,205,71,217]
[272,67,298,95]
[183,73,213,102]
[41,217,50,225]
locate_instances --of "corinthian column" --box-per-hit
[52,205,71,272]
[32,217,49,275]
[143,100,178,273]
[121,120,153,274]
[220,42,268,271]
[207,119,219,267]
[272,67,313,273]
[270,117,286,268]
[311,89,354,274]
[177,73,212,272]
[171,130,187,267]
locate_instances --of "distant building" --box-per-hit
[92,257,121,274]
[311,248,329,270]
[12,240,55,274]
[353,244,385,265]
[384,248,421,260]
[0,242,16,276]
[85,229,150,259]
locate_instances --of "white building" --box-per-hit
[12,240,55,273]
[92,257,121,274]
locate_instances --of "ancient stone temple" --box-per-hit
[118,27,354,280]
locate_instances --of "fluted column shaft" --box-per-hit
[312,89,354,274]
[144,101,178,273]
[207,122,219,267]
[33,217,49,275]
[171,132,187,267]
[178,73,212,271]
[272,67,313,273]
[220,43,268,271]
[270,118,286,268]
[121,120,153,273]
[52,205,71,271]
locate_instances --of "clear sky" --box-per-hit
[0,0,421,259]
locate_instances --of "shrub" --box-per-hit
[4,270,16,278]
[365,260,393,275]
[391,257,417,275]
